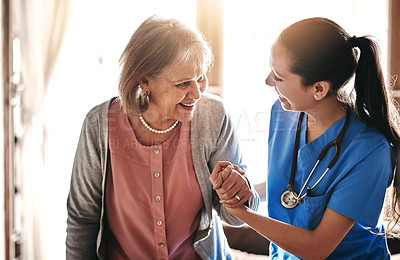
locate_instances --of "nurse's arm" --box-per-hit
[225,205,355,260]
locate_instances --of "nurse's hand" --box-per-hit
[210,161,251,208]
[221,203,248,218]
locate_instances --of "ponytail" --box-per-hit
[352,36,400,234]
[388,161,400,236]
[352,36,398,143]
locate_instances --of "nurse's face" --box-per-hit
[265,44,314,112]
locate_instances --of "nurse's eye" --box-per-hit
[176,81,191,88]
[274,74,283,82]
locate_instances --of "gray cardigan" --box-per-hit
[66,93,259,259]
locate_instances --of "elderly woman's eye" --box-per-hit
[176,81,191,88]
[197,75,205,82]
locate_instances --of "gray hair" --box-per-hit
[118,15,214,116]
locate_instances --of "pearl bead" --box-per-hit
[139,115,179,134]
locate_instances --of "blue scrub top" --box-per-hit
[267,100,394,259]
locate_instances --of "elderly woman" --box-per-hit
[66,16,259,260]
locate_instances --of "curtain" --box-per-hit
[16,0,72,259]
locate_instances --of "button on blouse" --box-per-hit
[105,100,203,260]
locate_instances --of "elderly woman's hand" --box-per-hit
[210,161,252,208]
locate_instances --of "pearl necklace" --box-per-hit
[139,115,179,134]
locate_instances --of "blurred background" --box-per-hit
[1,0,399,259]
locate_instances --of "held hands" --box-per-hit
[209,161,252,208]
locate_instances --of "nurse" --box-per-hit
[210,17,400,259]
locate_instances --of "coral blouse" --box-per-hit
[104,100,203,260]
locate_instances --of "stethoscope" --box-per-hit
[280,110,350,209]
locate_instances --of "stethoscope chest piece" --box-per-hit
[280,110,350,210]
[280,190,299,209]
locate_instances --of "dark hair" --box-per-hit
[277,17,400,234]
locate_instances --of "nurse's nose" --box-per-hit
[265,71,275,87]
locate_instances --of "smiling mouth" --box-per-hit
[275,88,285,99]
[179,102,196,107]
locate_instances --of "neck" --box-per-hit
[305,97,346,143]
[128,113,179,146]
[141,110,177,130]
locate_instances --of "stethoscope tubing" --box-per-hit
[285,110,350,205]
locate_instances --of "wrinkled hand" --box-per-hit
[209,161,252,208]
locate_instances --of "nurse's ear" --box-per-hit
[312,81,331,101]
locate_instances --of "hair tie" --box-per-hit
[348,35,358,48]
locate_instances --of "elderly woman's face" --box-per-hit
[143,58,208,123]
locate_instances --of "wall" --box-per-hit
[0,0,6,258]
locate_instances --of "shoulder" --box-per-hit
[348,112,392,148]
[78,97,117,144]
[344,112,395,168]
[196,92,225,113]
[83,97,117,126]
[194,92,228,123]
[191,92,233,140]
